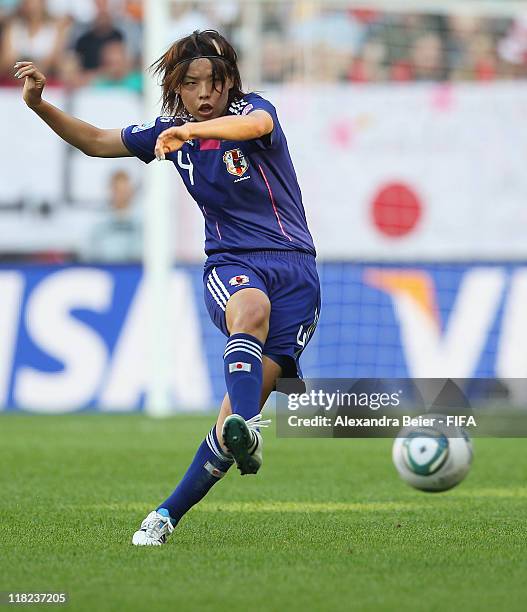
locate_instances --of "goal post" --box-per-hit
[143,0,173,417]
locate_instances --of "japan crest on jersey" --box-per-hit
[223,148,249,176]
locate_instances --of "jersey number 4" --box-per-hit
[177,151,194,185]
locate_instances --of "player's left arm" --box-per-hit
[154,111,273,160]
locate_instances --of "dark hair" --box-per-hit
[150,30,245,117]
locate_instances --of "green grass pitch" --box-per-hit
[1,414,526,611]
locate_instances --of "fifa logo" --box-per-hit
[223,148,249,176]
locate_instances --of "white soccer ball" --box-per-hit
[392,414,473,492]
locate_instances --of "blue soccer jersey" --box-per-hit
[121,93,316,256]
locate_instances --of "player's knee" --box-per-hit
[231,300,270,334]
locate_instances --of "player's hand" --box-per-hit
[14,61,46,109]
[155,124,192,161]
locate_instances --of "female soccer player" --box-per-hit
[16,29,320,545]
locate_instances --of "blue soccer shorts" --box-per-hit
[203,250,321,378]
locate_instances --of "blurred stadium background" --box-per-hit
[2,0,527,413]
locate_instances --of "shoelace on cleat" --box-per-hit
[245,414,271,454]
[245,414,272,431]
[141,512,174,540]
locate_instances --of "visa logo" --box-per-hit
[365,267,527,380]
[0,267,211,412]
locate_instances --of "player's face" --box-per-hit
[179,58,233,122]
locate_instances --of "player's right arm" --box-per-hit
[15,61,131,159]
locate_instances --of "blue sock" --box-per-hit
[224,333,263,421]
[157,426,233,526]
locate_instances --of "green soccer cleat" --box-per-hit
[222,414,271,475]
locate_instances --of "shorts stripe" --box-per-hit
[207,273,228,306]
[211,267,231,301]
[207,280,226,312]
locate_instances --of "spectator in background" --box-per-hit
[91,39,142,92]
[261,33,290,83]
[73,0,125,76]
[465,31,498,81]
[348,38,387,82]
[258,3,292,82]
[446,14,480,76]
[290,6,363,82]
[83,170,142,263]
[498,15,527,78]
[411,32,446,81]
[291,4,363,51]
[0,0,69,82]
[445,14,496,81]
